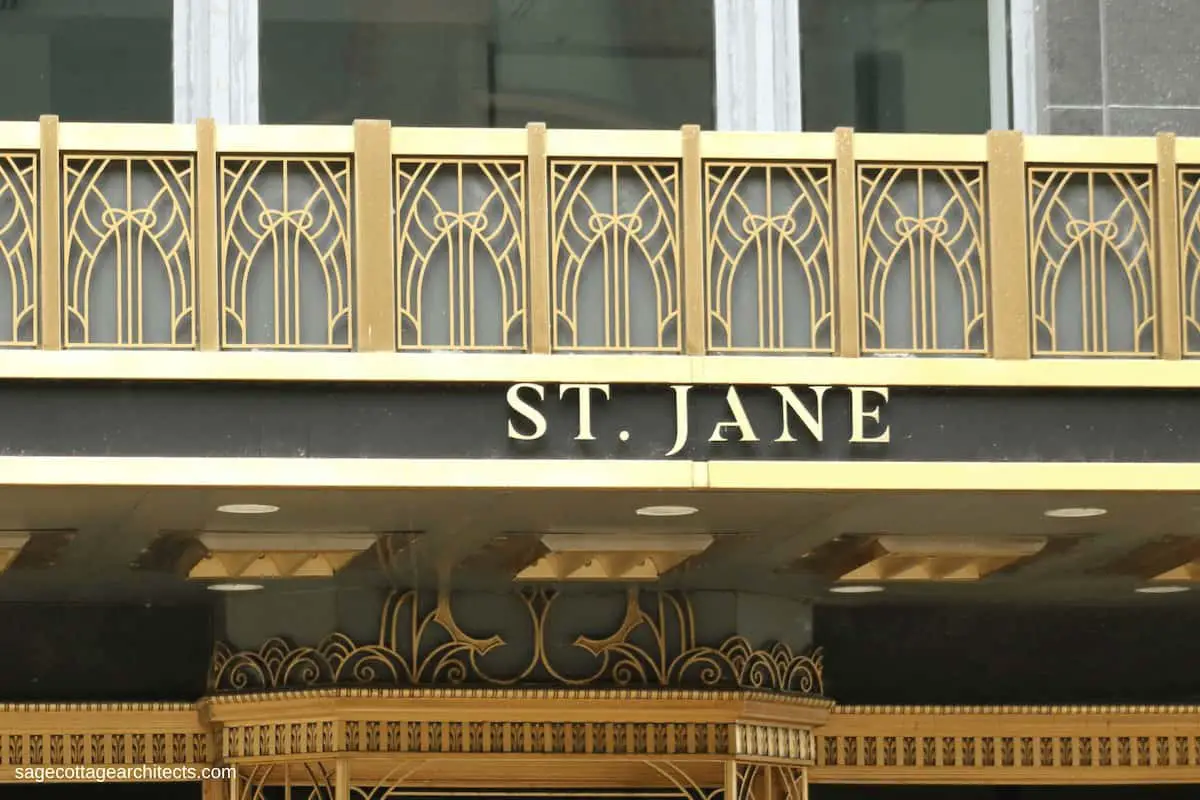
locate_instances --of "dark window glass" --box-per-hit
[0,0,172,123]
[800,0,991,133]
[259,0,715,129]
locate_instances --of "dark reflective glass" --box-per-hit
[800,0,991,133]
[0,0,172,122]
[259,0,715,129]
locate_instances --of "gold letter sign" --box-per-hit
[505,383,891,454]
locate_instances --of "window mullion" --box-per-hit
[174,0,259,124]
[714,0,803,132]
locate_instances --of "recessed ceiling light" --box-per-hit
[635,505,699,517]
[206,583,264,593]
[1135,585,1191,595]
[829,584,885,594]
[1043,507,1107,519]
[217,503,280,515]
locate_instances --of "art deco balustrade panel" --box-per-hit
[395,158,528,351]
[61,155,195,348]
[857,164,990,355]
[0,153,37,347]
[705,161,835,354]
[220,156,354,350]
[1028,167,1158,357]
[551,159,681,353]
[1176,168,1200,356]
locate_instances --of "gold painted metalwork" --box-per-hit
[0,153,37,346]
[732,763,806,800]
[706,162,834,353]
[395,159,527,351]
[221,157,353,350]
[0,701,209,780]
[209,589,823,696]
[61,156,195,347]
[1029,168,1157,356]
[551,160,681,352]
[812,705,1200,784]
[858,165,988,354]
[1171,167,1200,356]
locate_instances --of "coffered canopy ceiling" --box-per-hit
[0,485,1198,606]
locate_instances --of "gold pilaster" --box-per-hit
[987,130,1031,359]
[527,123,551,354]
[38,115,61,350]
[682,125,706,354]
[833,127,860,357]
[353,119,395,351]
[1157,132,1183,360]
[196,118,220,351]
[335,759,350,800]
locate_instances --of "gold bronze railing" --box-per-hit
[0,117,1191,359]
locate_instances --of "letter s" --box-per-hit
[507,383,547,440]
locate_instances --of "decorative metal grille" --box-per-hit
[395,159,527,351]
[221,157,353,350]
[858,165,988,355]
[551,160,680,352]
[706,162,834,353]
[1029,168,1156,357]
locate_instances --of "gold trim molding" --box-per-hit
[204,690,827,765]
[0,702,209,781]
[812,705,1200,784]
[9,351,1200,388]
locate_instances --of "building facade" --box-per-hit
[3,1,1200,799]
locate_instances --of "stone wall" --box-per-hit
[1039,0,1200,135]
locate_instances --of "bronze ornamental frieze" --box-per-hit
[209,589,824,696]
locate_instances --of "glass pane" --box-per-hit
[800,0,991,133]
[0,0,172,123]
[259,0,715,129]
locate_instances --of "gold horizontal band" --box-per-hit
[391,126,527,158]
[0,121,42,150]
[0,457,696,489]
[1175,137,1200,165]
[1025,135,1156,165]
[807,767,1200,786]
[853,133,986,163]
[5,351,1200,388]
[58,123,197,153]
[700,132,836,161]
[0,457,1197,492]
[546,129,682,160]
[217,124,355,154]
[706,462,1200,492]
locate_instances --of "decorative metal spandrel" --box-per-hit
[395,159,527,351]
[62,156,195,348]
[210,589,823,697]
[858,165,988,355]
[221,157,353,350]
[551,161,681,352]
[1029,168,1156,357]
[0,153,36,346]
[706,162,834,353]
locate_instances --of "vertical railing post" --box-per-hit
[681,125,706,354]
[527,123,552,354]
[1156,132,1183,360]
[353,119,396,352]
[196,118,220,351]
[833,127,861,357]
[987,130,1032,359]
[335,758,350,800]
[38,115,61,350]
